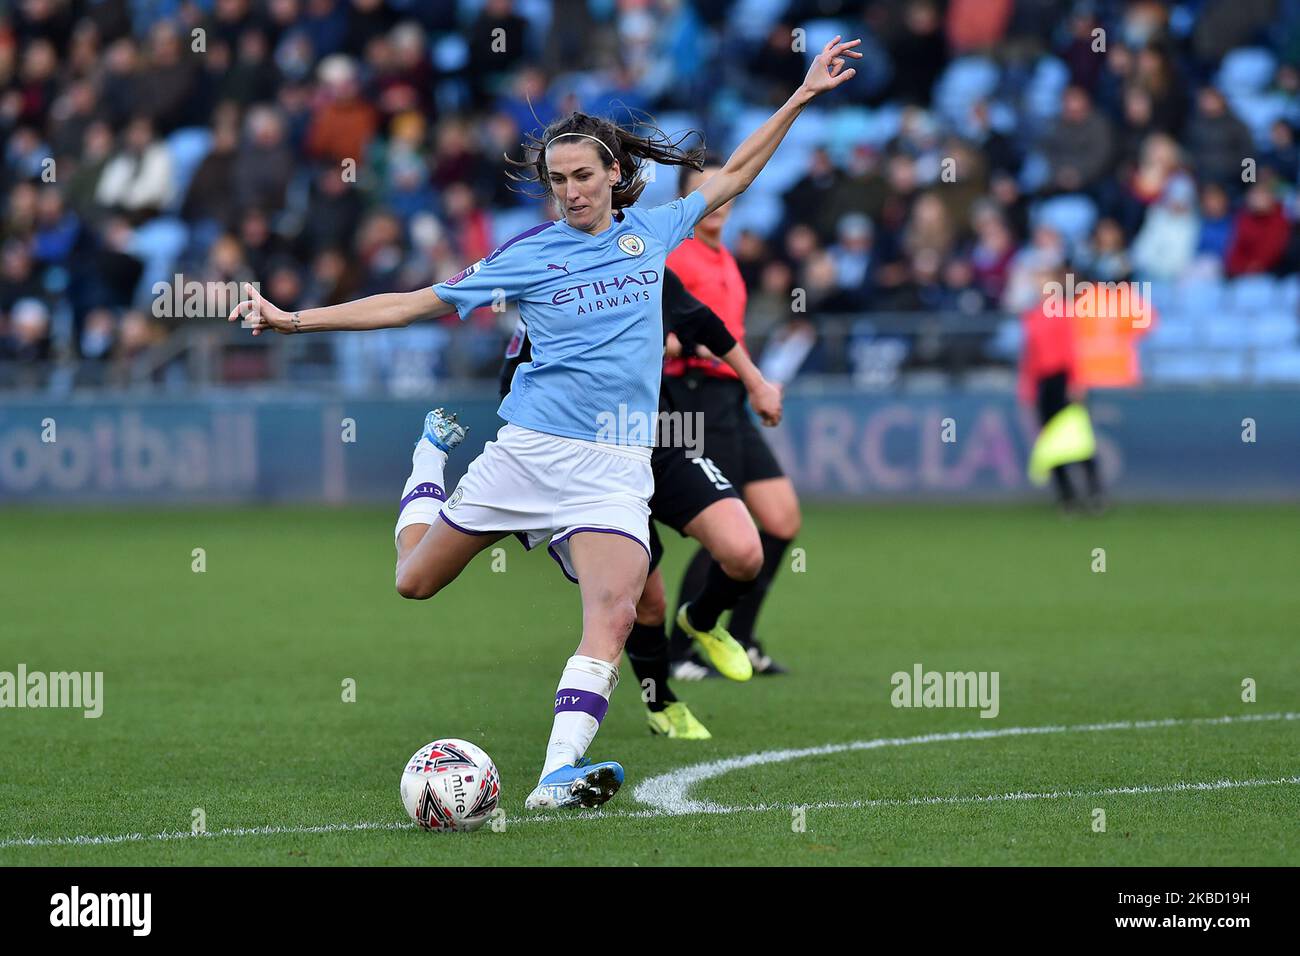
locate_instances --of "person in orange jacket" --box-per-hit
[1018,268,1105,511]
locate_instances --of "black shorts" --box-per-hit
[1036,371,1069,426]
[649,442,740,535]
[661,375,785,488]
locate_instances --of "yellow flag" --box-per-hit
[1029,404,1096,486]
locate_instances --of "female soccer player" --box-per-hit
[229,36,861,810]
[665,159,805,678]
[501,266,784,739]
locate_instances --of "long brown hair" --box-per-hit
[505,111,707,210]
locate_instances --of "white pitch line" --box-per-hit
[631,711,1300,815]
[3,775,1296,846]
[1,712,1295,849]
[0,820,414,849]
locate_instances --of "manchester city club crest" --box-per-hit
[618,234,645,256]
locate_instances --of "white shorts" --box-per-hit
[435,424,652,583]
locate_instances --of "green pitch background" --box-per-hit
[1,504,1296,866]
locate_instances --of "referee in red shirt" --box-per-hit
[666,156,802,677]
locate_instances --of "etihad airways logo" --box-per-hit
[551,269,660,314]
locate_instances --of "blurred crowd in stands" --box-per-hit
[2,0,1299,391]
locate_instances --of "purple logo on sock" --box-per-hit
[397,482,445,516]
[554,688,608,722]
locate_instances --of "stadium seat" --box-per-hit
[1252,348,1300,382]
[730,0,789,43]
[1147,315,1202,350]
[1146,279,1178,316]
[491,208,543,247]
[1031,194,1097,250]
[1228,92,1290,146]
[164,127,214,215]
[1176,277,1227,315]
[1228,274,1278,313]
[934,57,1000,128]
[432,34,468,72]
[1202,314,1246,348]
[1024,57,1070,124]
[853,104,904,149]
[825,107,881,158]
[1216,47,1277,97]
[1247,311,1300,348]
[1279,275,1300,308]
[725,190,783,239]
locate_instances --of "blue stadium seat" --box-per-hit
[825,107,881,160]
[491,208,542,247]
[1253,348,1300,382]
[731,0,790,43]
[725,190,783,239]
[1228,92,1290,146]
[1147,314,1202,350]
[1024,57,1070,124]
[853,104,903,148]
[1279,275,1300,308]
[432,34,468,72]
[1228,274,1278,313]
[1202,314,1246,348]
[1175,276,1227,315]
[934,56,1000,127]
[783,108,830,155]
[1216,47,1277,96]
[1146,279,1177,315]
[1031,194,1097,249]
[165,127,214,214]
[1247,311,1300,348]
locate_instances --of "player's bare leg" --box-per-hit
[526,531,647,809]
[682,498,763,581]
[392,408,505,599]
[394,520,507,600]
[742,476,801,540]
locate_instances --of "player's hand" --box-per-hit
[748,377,783,427]
[228,282,297,336]
[799,35,862,99]
[664,331,683,358]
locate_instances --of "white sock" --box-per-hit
[394,441,449,541]
[541,655,620,780]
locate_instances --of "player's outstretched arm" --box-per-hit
[697,35,861,218]
[227,283,455,336]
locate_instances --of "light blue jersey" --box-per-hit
[434,190,708,445]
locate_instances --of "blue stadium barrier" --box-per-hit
[1,388,1296,505]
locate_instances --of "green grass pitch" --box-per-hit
[1,503,1296,866]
